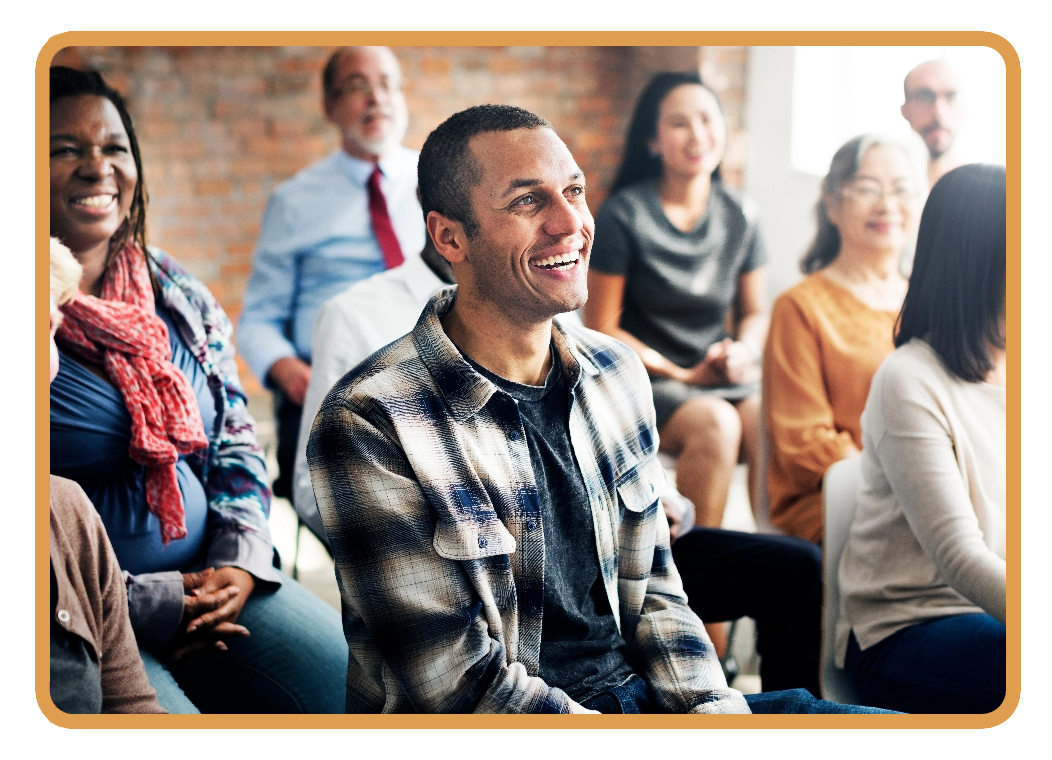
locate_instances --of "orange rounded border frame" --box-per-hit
[35,30,1021,730]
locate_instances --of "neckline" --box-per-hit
[333,147,404,186]
[646,177,717,237]
[813,270,901,316]
[465,347,560,401]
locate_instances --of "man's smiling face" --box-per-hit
[458,127,593,322]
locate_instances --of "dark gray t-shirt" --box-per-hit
[466,352,634,704]
[591,179,768,369]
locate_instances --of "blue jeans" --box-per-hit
[140,573,348,714]
[580,676,895,714]
[844,613,1005,714]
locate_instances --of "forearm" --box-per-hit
[879,432,1006,622]
[736,312,768,360]
[763,303,856,477]
[629,505,750,714]
[235,320,299,388]
[123,570,185,649]
[596,325,687,382]
[206,339,282,587]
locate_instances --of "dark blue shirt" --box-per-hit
[467,351,634,704]
[50,303,215,575]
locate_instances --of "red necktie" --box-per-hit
[367,166,405,269]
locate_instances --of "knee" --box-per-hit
[689,399,742,454]
[768,537,823,604]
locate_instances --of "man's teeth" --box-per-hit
[73,195,115,208]
[531,252,579,269]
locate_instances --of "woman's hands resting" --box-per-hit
[675,338,761,387]
[170,567,256,663]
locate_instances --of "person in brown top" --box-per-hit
[48,237,165,714]
[763,135,921,543]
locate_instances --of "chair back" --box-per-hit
[753,400,783,534]
[821,457,862,703]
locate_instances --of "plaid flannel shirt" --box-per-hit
[308,287,749,714]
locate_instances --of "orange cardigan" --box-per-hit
[762,272,897,543]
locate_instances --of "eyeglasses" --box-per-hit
[332,76,404,100]
[904,88,958,107]
[841,181,918,204]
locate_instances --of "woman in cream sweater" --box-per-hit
[836,164,1006,714]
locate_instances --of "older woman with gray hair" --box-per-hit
[762,135,921,543]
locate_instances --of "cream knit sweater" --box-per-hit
[835,339,1006,666]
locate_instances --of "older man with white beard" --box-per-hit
[238,46,426,500]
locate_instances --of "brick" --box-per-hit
[195,179,233,196]
[55,44,750,328]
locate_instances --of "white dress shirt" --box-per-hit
[292,253,447,538]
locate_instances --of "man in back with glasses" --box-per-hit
[238,46,425,503]
[901,59,964,187]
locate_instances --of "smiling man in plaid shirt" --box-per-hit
[307,105,893,716]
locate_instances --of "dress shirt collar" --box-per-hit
[411,287,599,423]
[333,146,406,187]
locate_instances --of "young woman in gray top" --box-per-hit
[584,72,769,529]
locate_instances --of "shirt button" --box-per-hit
[508,429,521,441]
[526,520,537,531]
[57,609,71,624]
[478,536,488,549]
[526,606,538,615]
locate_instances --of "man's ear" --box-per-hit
[427,211,468,264]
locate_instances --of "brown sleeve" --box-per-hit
[86,497,168,714]
[763,292,857,540]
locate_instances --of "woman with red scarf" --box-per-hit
[48,66,347,714]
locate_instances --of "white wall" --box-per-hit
[744,45,1007,302]
[744,46,821,301]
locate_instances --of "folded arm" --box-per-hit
[763,296,859,482]
[875,374,1006,622]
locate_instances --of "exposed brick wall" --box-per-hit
[49,45,749,392]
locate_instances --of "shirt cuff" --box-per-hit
[206,528,284,590]
[123,571,185,650]
[236,326,300,388]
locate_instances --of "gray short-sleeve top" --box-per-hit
[591,179,768,369]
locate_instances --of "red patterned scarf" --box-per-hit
[56,242,209,544]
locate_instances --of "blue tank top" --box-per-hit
[50,303,216,575]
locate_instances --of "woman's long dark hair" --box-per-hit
[50,66,149,270]
[610,71,724,194]
[895,163,1006,383]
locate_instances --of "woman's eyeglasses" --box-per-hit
[841,181,918,205]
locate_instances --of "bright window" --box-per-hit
[790,46,1007,177]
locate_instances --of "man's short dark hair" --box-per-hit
[895,163,1006,383]
[418,104,551,238]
